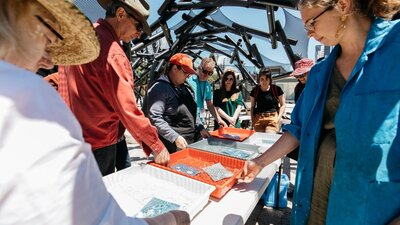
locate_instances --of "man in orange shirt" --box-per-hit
[58,0,169,175]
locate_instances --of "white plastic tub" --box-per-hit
[188,137,260,160]
[242,132,282,153]
[103,164,215,220]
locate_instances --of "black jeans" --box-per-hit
[116,138,131,171]
[93,144,116,176]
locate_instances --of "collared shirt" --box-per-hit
[59,19,164,155]
[284,18,400,225]
[187,75,212,109]
[0,61,147,225]
[187,75,213,124]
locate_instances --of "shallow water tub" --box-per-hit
[103,164,215,220]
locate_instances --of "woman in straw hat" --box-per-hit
[0,0,189,224]
[240,0,400,224]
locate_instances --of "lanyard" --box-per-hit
[198,80,206,102]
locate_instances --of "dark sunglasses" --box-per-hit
[225,77,234,81]
[126,11,144,32]
[202,68,213,76]
[35,15,63,40]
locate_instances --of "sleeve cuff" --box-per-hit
[282,123,301,142]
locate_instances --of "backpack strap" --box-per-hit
[254,85,260,108]
[254,85,259,99]
[270,84,279,103]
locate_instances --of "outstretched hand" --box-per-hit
[175,136,188,149]
[200,128,210,138]
[154,148,170,166]
[218,119,228,127]
[238,160,263,183]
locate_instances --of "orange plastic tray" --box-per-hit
[209,127,255,142]
[149,148,245,199]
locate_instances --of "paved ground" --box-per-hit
[245,157,296,225]
[124,133,297,225]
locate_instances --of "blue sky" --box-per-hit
[145,1,317,66]
[75,0,318,67]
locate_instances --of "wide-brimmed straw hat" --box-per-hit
[35,0,100,65]
[290,58,314,77]
[97,0,151,35]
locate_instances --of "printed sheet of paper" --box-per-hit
[136,197,180,218]
[222,148,251,159]
[223,133,241,140]
[172,163,201,176]
[203,163,233,182]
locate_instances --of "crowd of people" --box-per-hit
[239,1,400,225]
[0,0,399,224]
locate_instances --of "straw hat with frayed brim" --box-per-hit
[97,0,151,35]
[36,0,100,65]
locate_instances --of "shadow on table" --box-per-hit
[223,213,245,225]
[232,177,273,193]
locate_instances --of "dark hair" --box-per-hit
[299,0,400,19]
[220,71,240,99]
[258,68,272,85]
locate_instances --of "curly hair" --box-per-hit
[299,0,400,19]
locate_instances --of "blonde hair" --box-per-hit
[299,0,400,19]
[201,57,216,69]
[0,0,35,59]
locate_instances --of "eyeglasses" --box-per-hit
[126,11,144,32]
[225,77,234,81]
[304,5,334,32]
[35,15,63,40]
[201,68,213,76]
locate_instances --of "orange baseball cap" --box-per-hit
[169,53,196,74]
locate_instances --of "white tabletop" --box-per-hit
[191,159,280,225]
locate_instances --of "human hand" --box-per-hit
[144,210,190,225]
[227,116,236,126]
[218,119,228,127]
[154,148,170,166]
[200,128,210,138]
[175,136,188,149]
[238,159,263,183]
[222,98,229,103]
[387,215,400,225]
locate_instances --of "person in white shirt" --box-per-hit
[0,0,189,224]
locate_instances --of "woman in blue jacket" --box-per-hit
[240,0,400,224]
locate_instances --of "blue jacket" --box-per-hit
[284,18,400,225]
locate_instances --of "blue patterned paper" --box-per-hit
[223,133,241,140]
[222,148,251,159]
[203,163,233,182]
[172,163,201,176]
[136,197,180,218]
